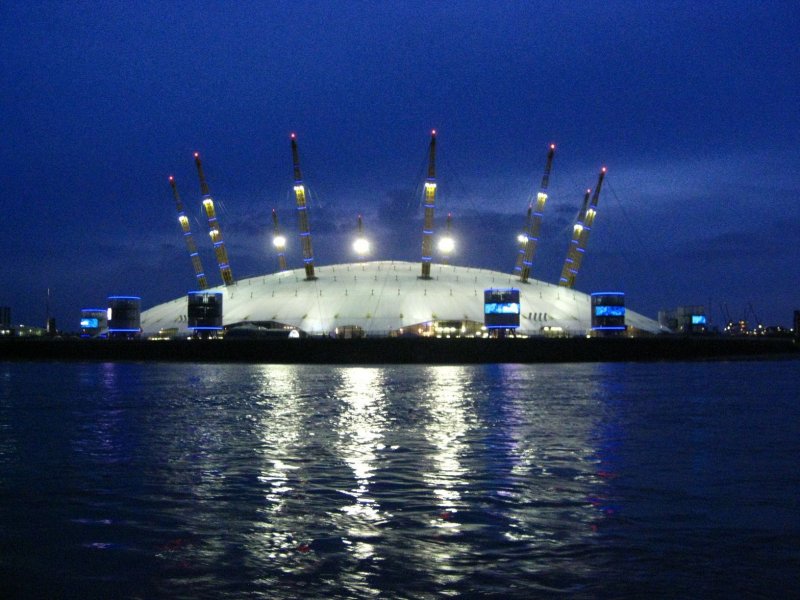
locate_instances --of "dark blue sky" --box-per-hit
[2,1,799,329]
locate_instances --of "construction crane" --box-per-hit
[271,208,288,272]
[559,167,607,288]
[169,176,208,290]
[519,144,556,283]
[194,152,234,286]
[420,129,437,279]
[290,133,317,281]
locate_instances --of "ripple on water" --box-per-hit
[0,361,798,598]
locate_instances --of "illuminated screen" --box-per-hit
[485,302,520,315]
[81,318,99,328]
[595,306,625,317]
[484,288,520,328]
[691,315,707,325]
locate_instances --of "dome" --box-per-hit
[140,261,662,337]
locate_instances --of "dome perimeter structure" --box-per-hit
[141,261,662,338]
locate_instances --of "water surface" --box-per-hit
[1,361,798,598]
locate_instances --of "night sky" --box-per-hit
[2,1,799,330]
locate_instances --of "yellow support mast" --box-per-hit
[271,208,288,272]
[290,133,316,281]
[559,167,607,288]
[559,188,592,288]
[353,214,370,260]
[513,203,533,275]
[420,129,437,279]
[194,152,235,286]
[169,176,208,290]
[519,144,556,283]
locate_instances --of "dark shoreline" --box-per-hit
[0,336,797,364]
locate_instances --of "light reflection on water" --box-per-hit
[0,364,16,473]
[1,361,798,599]
[334,367,387,561]
[422,366,471,530]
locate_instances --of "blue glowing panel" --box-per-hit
[691,315,707,325]
[80,318,99,328]
[595,306,626,317]
[485,302,520,315]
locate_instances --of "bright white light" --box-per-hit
[517,234,527,244]
[353,237,370,256]
[273,235,286,249]
[438,236,455,254]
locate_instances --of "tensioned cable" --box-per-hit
[603,178,660,294]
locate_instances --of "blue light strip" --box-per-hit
[591,326,626,331]
[108,328,141,333]
[108,296,141,300]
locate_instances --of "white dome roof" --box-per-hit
[140,261,662,336]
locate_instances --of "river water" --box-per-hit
[1,360,798,598]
